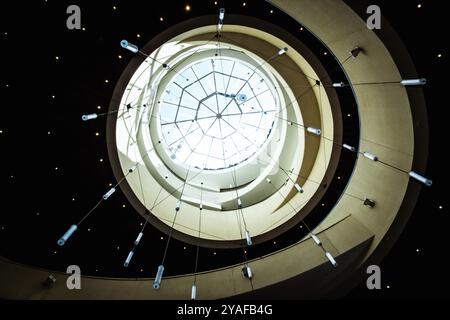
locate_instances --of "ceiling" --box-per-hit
[0,0,448,299]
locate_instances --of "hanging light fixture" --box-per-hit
[409,171,432,186]
[245,230,253,246]
[123,251,134,267]
[363,152,378,162]
[57,225,78,246]
[278,47,288,56]
[325,252,338,268]
[342,144,356,152]
[153,265,165,290]
[400,78,426,86]
[81,113,98,121]
[306,127,321,136]
[103,188,116,200]
[191,284,197,300]
[120,40,139,53]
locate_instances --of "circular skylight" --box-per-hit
[159,57,279,170]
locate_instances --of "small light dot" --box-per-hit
[55,56,59,60]
[324,52,328,56]
[242,2,246,6]
[337,176,341,180]
[140,269,144,272]
[95,269,98,272]
[299,225,303,229]
[55,167,59,171]
[118,55,122,59]
[438,54,442,58]
[0,130,3,134]
[10,175,14,179]
[105,79,109,83]
[117,246,120,250]
[347,114,351,117]
[36,212,40,216]
[270,10,273,14]
[51,95,55,99]
[72,198,75,201]
[109,183,113,187]
[213,252,217,255]
[136,34,140,38]
[300,27,304,31]
[122,204,126,208]
[214,1,217,4]
[273,241,277,245]
[54,251,57,254]
[48,131,51,135]
[140,222,143,226]
[95,132,100,137]
[113,6,117,10]
[183,246,187,250]
[100,158,104,163]
[387,285,390,289]
[87,228,91,232]
[185,4,191,11]
[161,237,164,240]
[321,203,325,206]
[417,4,422,9]
[82,27,86,31]
[160,17,164,22]
[439,205,443,210]
[5,84,9,88]
[4,32,7,36]
[97,105,102,110]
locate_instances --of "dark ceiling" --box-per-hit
[0,0,448,299]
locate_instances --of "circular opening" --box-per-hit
[158,56,279,171]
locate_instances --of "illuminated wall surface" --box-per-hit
[0,0,448,301]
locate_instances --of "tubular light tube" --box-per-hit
[176,200,181,211]
[124,251,134,267]
[311,234,322,246]
[82,114,98,121]
[57,225,77,246]
[409,171,433,186]
[191,284,197,300]
[363,152,378,162]
[245,230,252,246]
[278,47,288,56]
[343,144,356,152]
[325,252,338,268]
[244,266,253,279]
[333,82,345,88]
[294,183,304,193]
[307,127,321,136]
[134,232,143,246]
[237,198,242,208]
[120,40,139,53]
[400,78,426,86]
[153,265,164,290]
[103,188,116,200]
[219,8,225,21]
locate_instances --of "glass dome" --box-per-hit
[159,57,279,170]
